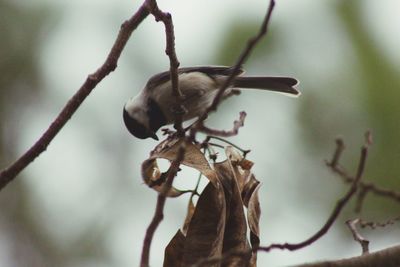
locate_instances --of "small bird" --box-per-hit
[123,66,299,140]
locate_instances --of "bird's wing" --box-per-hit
[178,66,244,76]
[145,66,244,90]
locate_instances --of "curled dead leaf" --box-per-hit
[141,138,220,197]
[182,197,195,235]
[246,176,261,247]
[214,160,252,266]
[162,145,261,266]
[181,182,226,267]
[163,230,185,267]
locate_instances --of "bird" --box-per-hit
[123,66,299,140]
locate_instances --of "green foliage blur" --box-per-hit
[0,1,68,266]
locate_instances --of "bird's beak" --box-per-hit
[150,132,159,141]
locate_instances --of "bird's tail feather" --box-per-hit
[233,76,300,96]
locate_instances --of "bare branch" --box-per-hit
[0,3,151,191]
[145,0,184,135]
[198,111,247,137]
[257,135,370,253]
[296,244,400,267]
[358,216,400,229]
[346,216,400,256]
[326,135,400,211]
[354,186,368,213]
[346,218,370,254]
[139,2,187,265]
[140,144,185,267]
[190,0,276,139]
[204,135,251,157]
[328,165,400,205]
[329,137,345,168]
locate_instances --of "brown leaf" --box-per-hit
[163,230,185,267]
[242,174,259,207]
[141,138,219,197]
[225,147,261,265]
[214,161,252,267]
[162,146,260,267]
[225,147,253,193]
[181,182,226,267]
[245,175,261,249]
[182,197,195,235]
[141,158,184,197]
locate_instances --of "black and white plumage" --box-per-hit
[123,66,300,140]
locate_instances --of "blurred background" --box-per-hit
[1,0,399,266]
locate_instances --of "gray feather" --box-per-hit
[233,76,300,95]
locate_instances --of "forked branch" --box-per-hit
[190,0,276,138]
[257,134,370,253]
[0,3,151,191]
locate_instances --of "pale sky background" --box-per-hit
[2,0,400,266]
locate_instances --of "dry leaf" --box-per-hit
[141,138,220,197]
[182,197,195,235]
[214,161,252,267]
[181,182,226,267]
[163,230,185,267]
[225,147,253,193]
[141,158,184,197]
[162,145,261,267]
[225,147,261,264]
[243,174,261,264]
[239,158,254,170]
[247,182,261,266]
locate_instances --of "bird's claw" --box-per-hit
[171,105,187,116]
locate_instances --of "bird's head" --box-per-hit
[123,105,159,141]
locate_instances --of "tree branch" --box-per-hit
[0,3,150,191]
[257,135,369,253]
[358,216,400,229]
[145,0,184,135]
[296,244,400,267]
[346,218,370,254]
[139,2,187,265]
[326,135,400,211]
[140,144,185,267]
[190,0,276,139]
[345,216,400,256]
[198,111,247,137]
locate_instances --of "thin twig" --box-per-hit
[0,3,150,191]
[190,0,276,139]
[140,3,187,265]
[140,144,185,267]
[359,216,400,229]
[190,171,203,201]
[146,0,184,135]
[345,216,400,255]
[204,144,218,162]
[198,111,247,137]
[329,137,345,168]
[354,186,368,213]
[296,244,400,267]
[207,142,225,149]
[206,136,251,156]
[329,168,400,205]
[346,218,370,254]
[326,137,400,211]
[257,135,370,253]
